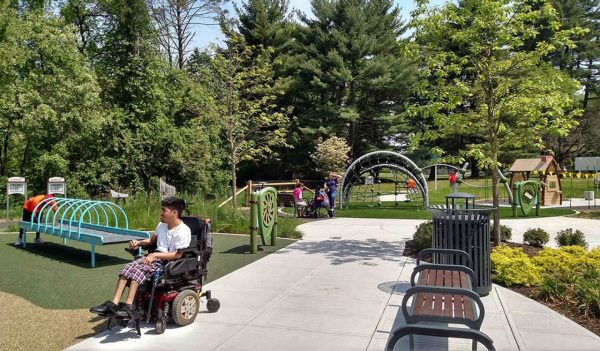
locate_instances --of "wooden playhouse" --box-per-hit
[508,155,562,205]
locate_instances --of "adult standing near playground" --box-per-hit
[14,194,57,246]
[324,171,341,217]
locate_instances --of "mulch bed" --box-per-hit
[403,240,600,337]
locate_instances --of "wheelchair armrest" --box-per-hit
[164,257,198,276]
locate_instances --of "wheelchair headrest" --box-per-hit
[181,216,211,250]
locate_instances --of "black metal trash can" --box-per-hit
[428,194,494,296]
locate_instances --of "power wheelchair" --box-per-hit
[99,216,220,335]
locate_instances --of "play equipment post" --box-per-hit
[6,177,27,220]
[249,187,278,254]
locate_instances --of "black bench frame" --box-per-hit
[387,248,495,351]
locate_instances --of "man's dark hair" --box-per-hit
[161,197,186,218]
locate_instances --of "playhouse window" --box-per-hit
[549,181,556,189]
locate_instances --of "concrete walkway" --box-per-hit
[67,218,600,351]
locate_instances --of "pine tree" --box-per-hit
[291,0,416,166]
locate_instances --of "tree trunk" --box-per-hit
[0,129,9,176]
[470,157,480,178]
[231,152,237,209]
[176,5,184,69]
[19,140,29,176]
[487,104,500,245]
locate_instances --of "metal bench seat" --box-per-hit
[386,249,495,351]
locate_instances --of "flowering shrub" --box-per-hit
[533,246,594,282]
[491,246,542,286]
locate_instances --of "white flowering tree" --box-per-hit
[310,136,351,176]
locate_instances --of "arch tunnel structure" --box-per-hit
[339,151,429,209]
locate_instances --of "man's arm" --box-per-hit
[144,250,183,264]
[130,234,157,249]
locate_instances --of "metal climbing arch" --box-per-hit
[339,151,429,209]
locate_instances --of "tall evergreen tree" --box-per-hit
[541,0,600,163]
[290,0,415,169]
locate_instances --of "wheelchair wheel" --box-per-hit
[207,298,220,313]
[155,318,166,334]
[171,289,199,326]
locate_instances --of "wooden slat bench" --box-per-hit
[387,248,495,351]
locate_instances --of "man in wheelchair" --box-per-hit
[90,197,219,335]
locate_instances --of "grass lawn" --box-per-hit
[283,201,574,219]
[353,177,599,204]
[334,202,575,219]
[0,232,295,309]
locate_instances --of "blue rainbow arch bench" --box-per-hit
[19,197,150,267]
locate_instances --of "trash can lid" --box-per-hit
[445,192,476,199]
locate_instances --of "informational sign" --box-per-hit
[7,177,26,195]
[574,157,600,171]
[47,177,66,196]
[6,177,27,220]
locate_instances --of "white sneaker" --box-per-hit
[34,237,45,244]
[14,238,22,246]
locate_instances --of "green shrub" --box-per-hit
[412,221,433,252]
[574,278,600,316]
[499,225,512,242]
[523,228,549,247]
[533,246,596,283]
[538,276,567,301]
[491,245,542,286]
[555,228,588,248]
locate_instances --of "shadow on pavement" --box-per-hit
[284,238,405,265]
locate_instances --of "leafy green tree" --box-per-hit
[60,0,105,56]
[409,0,583,244]
[0,2,103,191]
[195,35,291,207]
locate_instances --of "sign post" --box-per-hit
[47,177,66,197]
[7,177,27,220]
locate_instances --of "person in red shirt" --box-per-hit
[14,194,57,246]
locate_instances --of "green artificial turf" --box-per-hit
[0,233,295,309]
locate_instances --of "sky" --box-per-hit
[191,0,448,50]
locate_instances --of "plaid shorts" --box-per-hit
[120,258,164,284]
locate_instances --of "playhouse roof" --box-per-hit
[509,157,558,172]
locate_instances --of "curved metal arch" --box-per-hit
[342,164,428,208]
[340,151,429,208]
[29,198,128,241]
[79,201,129,231]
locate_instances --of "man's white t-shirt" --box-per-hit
[155,221,191,253]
